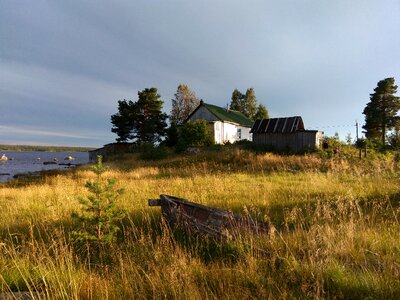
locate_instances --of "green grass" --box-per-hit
[0,146,399,299]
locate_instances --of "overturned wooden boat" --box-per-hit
[149,194,274,240]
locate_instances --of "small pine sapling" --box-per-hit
[72,156,125,246]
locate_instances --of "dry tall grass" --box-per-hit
[0,148,399,299]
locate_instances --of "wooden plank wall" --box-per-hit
[89,143,131,162]
[253,131,321,152]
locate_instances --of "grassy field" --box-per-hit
[0,146,399,299]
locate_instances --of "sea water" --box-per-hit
[0,151,89,182]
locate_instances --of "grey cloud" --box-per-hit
[1,0,399,145]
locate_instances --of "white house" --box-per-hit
[185,101,253,144]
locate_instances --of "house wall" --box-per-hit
[188,106,219,122]
[297,131,324,150]
[213,121,223,144]
[237,125,252,142]
[213,122,252,144]
[223,122,238,143]
[252,131,322,152]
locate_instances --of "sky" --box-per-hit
[1,1,399,147]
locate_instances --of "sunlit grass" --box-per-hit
[0,147,399,298]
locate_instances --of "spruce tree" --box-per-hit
[72,156,125,245]
[363,78,400,145]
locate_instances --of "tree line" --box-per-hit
[111,84,269,145]
[110,77,400,150]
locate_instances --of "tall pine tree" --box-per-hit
[111,87,167,144]
[363,78,400,145]
[110,100,135,142]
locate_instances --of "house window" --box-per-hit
[237,128,242,139]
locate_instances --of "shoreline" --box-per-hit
[0,150,90,184]
[1,163,88,184]
[0,144,95,152]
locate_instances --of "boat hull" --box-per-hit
[149,194,274,239]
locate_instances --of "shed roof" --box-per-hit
[187,102,254,127]
[250,116,305,134]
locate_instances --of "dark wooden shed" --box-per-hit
[88,143,131,162]
[250,116,323,152]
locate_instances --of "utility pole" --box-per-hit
[356,120,362,159]
[355,121,359,140]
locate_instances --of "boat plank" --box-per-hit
[149,194,274,239]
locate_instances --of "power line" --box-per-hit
[306,121,366,140]
[306,124,356,129]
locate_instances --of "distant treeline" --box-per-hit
[0,144,95,152]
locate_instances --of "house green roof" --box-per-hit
[202,103,254,127]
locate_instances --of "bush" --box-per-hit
[388,128,400,150]
[394,151,400,162]
[177,120,214,152]
[165,123,179,147]
[233,139,252,146]
[366,138,384,151]
[355,138,367,149]
[138,142,168,160]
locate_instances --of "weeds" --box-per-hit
[0,148,399,298]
